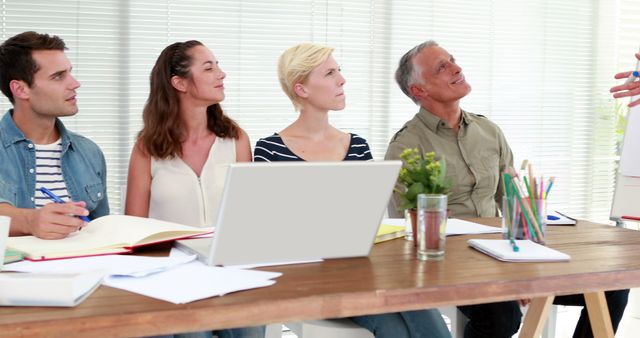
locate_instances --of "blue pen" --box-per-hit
[39,187,91,223]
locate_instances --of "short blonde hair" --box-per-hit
[278,43,334,111]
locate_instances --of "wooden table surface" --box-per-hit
[2,218,639,337]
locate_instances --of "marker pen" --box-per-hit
[625,47,640,84]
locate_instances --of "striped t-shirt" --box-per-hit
[34,140,70,208]
[254,133,373,162]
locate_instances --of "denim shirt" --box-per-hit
[0,110,109,219]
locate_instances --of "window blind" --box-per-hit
[0,0,634,223]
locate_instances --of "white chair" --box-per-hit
[439,306,467,338]
[285,319,374,338]
[265,323,285,338]
[521,303,556,338]
[544,305,557,338]
[283,306,467,338]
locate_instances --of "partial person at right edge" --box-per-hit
[125,40,259,338]
[610,51,640,107]
[385,40,628,338]
[0,31,109,239]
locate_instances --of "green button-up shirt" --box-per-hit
[385,107,513,218]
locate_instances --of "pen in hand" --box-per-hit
[625,70,639,84]
[624,48,640,84]
[39,187,91,223]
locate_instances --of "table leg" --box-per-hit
[584,291,614,338]
[519,296,554,338]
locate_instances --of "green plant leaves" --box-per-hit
[396,148,452,210]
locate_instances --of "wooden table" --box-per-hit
[1,218,639,338]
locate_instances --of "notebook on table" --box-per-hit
[7,215,212,261]
[175,161,402,266]
[468,239,571,262]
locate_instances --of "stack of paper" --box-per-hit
[446,219,502,235]
[4,252,198,277]
[104,261,280,304]
[4,249,282,304]
[380,218,502,236]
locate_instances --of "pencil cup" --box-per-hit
[416,194,447,261]
[502,196,546,243]
[0,216,10,269]
[502,196,521,239]
[535,198,547,241]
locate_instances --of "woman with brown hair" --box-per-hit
[126,40,251,227]
[125,40,258,338]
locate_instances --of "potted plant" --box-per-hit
[396,149,451,247]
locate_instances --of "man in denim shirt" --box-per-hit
[0,31,109,239]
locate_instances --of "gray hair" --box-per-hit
[395,40,439,104]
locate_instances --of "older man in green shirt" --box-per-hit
[385,39,520,338]
[385,41,513,219]
[386,40,629,338]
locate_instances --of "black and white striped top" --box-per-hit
[34,141,70,208]
[254,133,373,162]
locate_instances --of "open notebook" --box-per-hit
[7,215,211,261]
[468,239,571,262]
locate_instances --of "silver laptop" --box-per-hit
[175,161,401,266]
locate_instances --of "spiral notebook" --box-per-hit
[468,239,570,262]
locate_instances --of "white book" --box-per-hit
[467,239,571,262]
[0,270,105,306]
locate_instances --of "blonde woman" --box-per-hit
[254,43,451,338]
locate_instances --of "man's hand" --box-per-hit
[26,201,89,239]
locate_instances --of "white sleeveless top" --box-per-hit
[149,137,236,227]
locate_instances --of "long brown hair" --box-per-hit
[138,40,240,159]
